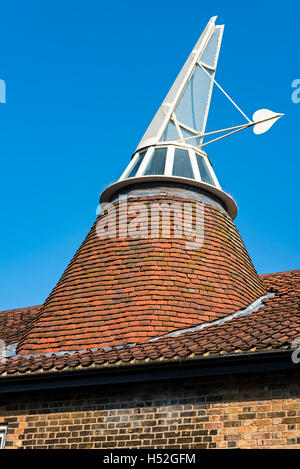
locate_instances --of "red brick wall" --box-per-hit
[1,371,300,449]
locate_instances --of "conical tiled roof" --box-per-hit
[17,192,266,356]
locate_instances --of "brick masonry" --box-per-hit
[1,370,300,449]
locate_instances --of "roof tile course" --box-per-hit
[0,269,299,377]
[0,305,41,346]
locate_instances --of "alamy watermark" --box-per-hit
[291,79,300,103]
[96,196,205,250]
[0,79,6,103]
[0,340,7,364]
[291,338,300,364]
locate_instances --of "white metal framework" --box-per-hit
[136,16,223,152]
[120,144,220,189]
[135,16,283,154]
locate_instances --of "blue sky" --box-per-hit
[0,0,299,310]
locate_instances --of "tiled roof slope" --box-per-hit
[16,195,266,355]
[0,269,299,377]
[0,305,41,346]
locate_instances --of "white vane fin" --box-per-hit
[252,109,284,135]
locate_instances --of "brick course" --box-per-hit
[1,371,300,449]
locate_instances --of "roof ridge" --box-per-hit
[148,292,274,341]
[260,268,300,277]
[0,304,41,315]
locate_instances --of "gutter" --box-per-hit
[0,349,297,394]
